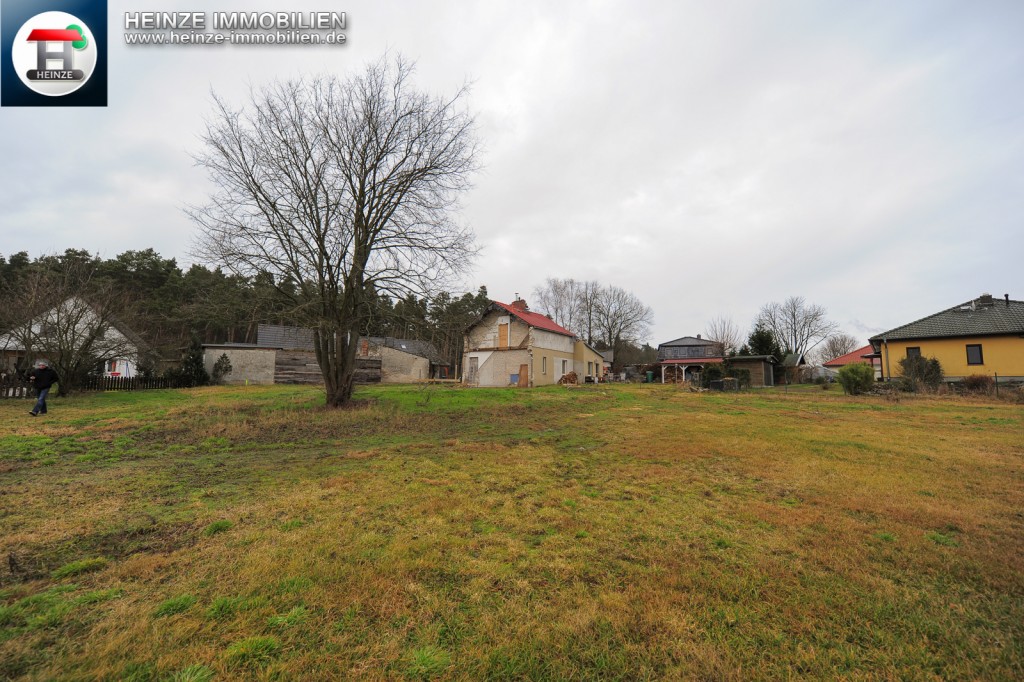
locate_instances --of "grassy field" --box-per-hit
[0,383,1021,680]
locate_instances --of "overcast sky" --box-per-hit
[2,0,1022,346]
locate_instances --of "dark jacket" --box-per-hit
[28,366,59,390]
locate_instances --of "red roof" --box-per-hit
[660,357,724,365]
[492,301,574,336]
[823,344,876,368]
[27,29,83,42]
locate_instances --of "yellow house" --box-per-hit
[463,298,576,387]
[870,293,1024,381]
[573,340,605,382]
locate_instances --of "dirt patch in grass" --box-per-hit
[5,519,197,585]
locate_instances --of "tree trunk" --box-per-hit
[315,323,360,407]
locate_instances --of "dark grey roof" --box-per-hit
[782,353,806,367]
[369,337,446,364]
[202,343,264,349]
[600,350,614,362]
[870,296,1024,342]
[658,336,714,347]
[256,325,447,363]
[731,355,777,363]
[257,324,315,351]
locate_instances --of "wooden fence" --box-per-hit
[0,374,183,398]
[78,375,180,392]
[0,376,33,399]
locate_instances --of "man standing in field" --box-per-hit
[27,361,59,417]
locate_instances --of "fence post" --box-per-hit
[994,372,998,398]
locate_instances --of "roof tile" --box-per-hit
[870,298,1024,341]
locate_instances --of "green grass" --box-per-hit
[51,557,107,579]
[202,519,232,536]
[0,383,1022,680]
[154,594,196,618]
[223,635,281,669]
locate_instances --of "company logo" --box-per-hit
[11,11,97,96]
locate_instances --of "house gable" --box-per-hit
[657,335,719,361]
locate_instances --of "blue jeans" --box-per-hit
[32,387,50,414]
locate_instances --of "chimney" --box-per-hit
[511,298,528,312]
[1006,293,1011,307]
[979,292,994,307]
[696,334,701,340]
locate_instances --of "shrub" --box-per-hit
[837,363,874,395]
[960,374,993,394]
[700,365,725,388]
[898,355,943,392]
[171,335,210,388]
[211,353,233,384]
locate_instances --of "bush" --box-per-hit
[838,363,874,395]
[898,355,943,392]
[164,335,210,388]
[960,374,993,394]
[700,365,725,388]
[211,353,233,384]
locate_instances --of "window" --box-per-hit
[966,344,983,365]
[542,356,547,374]
[588,362,593,375]
[106,359,118,372]
[906,347,921,359]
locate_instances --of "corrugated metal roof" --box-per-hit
[257,324,315,350]
[870,297,1024,341]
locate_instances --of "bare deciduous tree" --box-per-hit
[189,56,479,406]
[595,285,653,350]
[756,296,839,357]
[531,279,652,350]
[532,278,586,337]
[0,260,138,393]
[705,316,742,356]
[819,332,860,363]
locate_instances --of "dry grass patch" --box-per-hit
[0,384,1021,679]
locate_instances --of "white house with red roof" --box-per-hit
[463,297,578,387]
